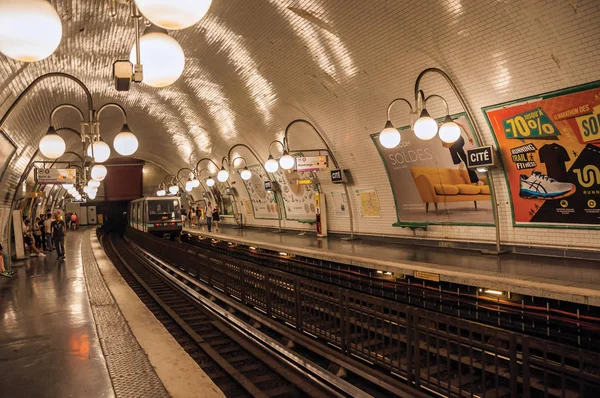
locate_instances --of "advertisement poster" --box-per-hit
[0,130,16,182]
[372,113,494,225]
[329,191,349,217]
[356,188,381,217]
[272,169,317,222]
[210,183,234,217]
[240,164,279,219]
[483,82,600,227]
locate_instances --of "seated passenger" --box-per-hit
[0,243,15,278]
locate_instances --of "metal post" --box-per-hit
[414,68,505,254]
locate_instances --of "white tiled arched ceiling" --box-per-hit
[1,0,599,250]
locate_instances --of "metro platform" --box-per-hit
[0,228,223,398]
[183,224,600,307]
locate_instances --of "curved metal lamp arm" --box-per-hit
[50,103,85,126]
[231,157,247,170]
[196,167,212,178]
[96,102,128,120]
[424,94,450,115]
[283,119,340,168]
[268,140,286,157]
[227,143,268,172]
[194,157,220,175]
[176,167,196,181]
[386,98,414,120]
[163,174,177,185]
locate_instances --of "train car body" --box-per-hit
[128,196,182,238]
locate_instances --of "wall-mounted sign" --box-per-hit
[413,271,440,282]
[70,197,86,204]
[296,179,313,185]
[466,146,495,169]
[296,156,328,173]
[225,187,232,195]
[25,191,45,198]
[264,180,273,191]
[36,168,76,185]
[331,169,346,184]
[483,82,600,227]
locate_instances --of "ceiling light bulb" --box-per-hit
[379,120,401,148]
[413,109,438,140]
[265,155,279,173]
[91,164,108,181]
[217,167,229,182]
[157,189,166,196]
[206,177,215,187]
[438,116,461,144]
[88,179,101,189]
[87,140,111,163]
[169,184,179,194]
[185,183,192,192]
[0,0,62,62]
[113,125,138,156]
[240,167,252,181]
[39,126,65,159]
[88,192,96,200]
[130,31,185,87]
[83,186,91,194]
[191,177,200,188]
[134,0,212,30]
[62,184,73,189]
[279,152,295,170]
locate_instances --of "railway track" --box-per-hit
[102,231,398,398]
[126,227,600,398]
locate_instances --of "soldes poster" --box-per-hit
[483,82,600,226]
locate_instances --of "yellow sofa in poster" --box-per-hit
[410,167,490,214]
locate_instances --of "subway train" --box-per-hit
[128,196,182,238]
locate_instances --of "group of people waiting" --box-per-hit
[181,201,220,232]
[20,211,67,263]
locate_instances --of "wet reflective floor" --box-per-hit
[0,230,114,398]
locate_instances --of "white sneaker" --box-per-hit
[520,171,575,199]
[38,253,46,257]
[31,253,38,257]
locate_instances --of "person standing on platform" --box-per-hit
[195,204,201,228]
[23,220,45,257]
[38,215,47,251]
[51,214,67,260]
[212,206,220,232]
[70,213,77,230]
[33,217,42,249]
[205,201,213,232]
[44,213,54,251]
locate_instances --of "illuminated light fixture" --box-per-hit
[413,109,438,140]
[476,167,489,173]
[249,246,256,250]
[264,154,279,173]
[191,176,200,188]
[376,270,383,274]
[0,0,62,62]
[67,187,77,195]
[91,164,108,181]
[87,140,111,163]
[134,0,212,30]
[240,167,252,181]
[438,115,461,144]
[217,167,229,182]
[39,126,66,159]
[113,124,138,156]
[88,191,96,200]
[379,120,401,149]
[279,252,288,256]
[484,289,503,295]
[169,184,179,195]
[279,151,295,170]
[130,28,185,87]
[185,180,192,192]
[206,176,215,187]
[157,188,166,196]
[62,183,73,189]
[88,179,101,189]
[384,271,393,275]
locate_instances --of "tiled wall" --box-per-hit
[1,0,600,251]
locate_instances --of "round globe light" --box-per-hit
[240,167,252,181]
[206,177,215,187]
[130,31,185,87]
[379,120,401,148]
[83,186,91,194]
[75,194,82,200]
[0,0,62,62]
[91,164,108,181]
[265,155,279,173]
[439,116,461,144]
[169,184,179,195]
[134,0,212,30]
[217,168,229,182]
[88,192,97,200]
[279,152,295,170]
[87,140,111,163]
[185,182,192,192]
[413,109,438,140]
[157,189,166,196]
[191,177,200,188]
[62,183,73,189]
[88,179,101,189]
[67,187,76,195]
[113,125,138,156]
[39,127,66,159]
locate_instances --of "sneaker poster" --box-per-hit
[483,81,600,226]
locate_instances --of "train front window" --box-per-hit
[148,200,180,222]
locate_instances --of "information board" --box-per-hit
[36,168,76,185]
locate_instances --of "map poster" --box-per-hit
[483,82,600,227]
[329,191,349,217]
[210,183,234,217]
[272,169,317,222]
[371,113,494,226]
[240,164,279,219]
[356,188,381,217]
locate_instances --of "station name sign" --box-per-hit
[296,156,328,173]
[36,168,77,184]
[466,146,495,169]
[331,169,346,184]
